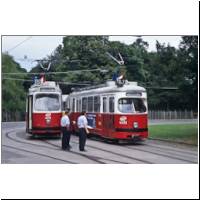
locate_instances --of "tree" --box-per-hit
[176,36,198,111]
[2,53,27,121]
[28,36,198,111]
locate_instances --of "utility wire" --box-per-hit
[14,58,87,63]
[2,77,32,82]
[5,36,32,53]
[3,77,177,89]
[2,68,104,75]
[2,77,90,86]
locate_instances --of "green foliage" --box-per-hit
[2,36,198,120]
[177,36,198,111]
[31,36,198,111]
[2,53,27,114]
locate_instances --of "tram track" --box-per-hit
[144,143,197,156]
[4,129,197,164]
[5,130,130,164]
[42,140,130,164]
[92,136,197,156]
[44,139,154,164]
[12,129,151,164]
[3,144,76,164]
[120,145,197,164]
[5,130,106,164]
[87,136,198,164]
[5,130,152,164]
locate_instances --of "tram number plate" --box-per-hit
[132,134,139,138]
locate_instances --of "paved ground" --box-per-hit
[1,121,198,164]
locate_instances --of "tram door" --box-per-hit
[102,96,115,137]
[27,95,33,131]
[102,96,108,137]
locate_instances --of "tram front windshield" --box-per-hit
[35,94,60,111]
[118,98,146,113]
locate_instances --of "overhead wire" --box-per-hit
[2,68,104,75]
[2,77,90,86]
[3,37,109,86]
[5,36,33,53]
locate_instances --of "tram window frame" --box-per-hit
[109,97,115,113]
[88,96,94,112]
[76,99,78,112]
[70,98,73,111]
[82,97,87,111]
[103,97,107,113]
[72,98,75,112]
[68,99,71,110]
[94,96,100,112]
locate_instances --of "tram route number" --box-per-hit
[119,116,127,125]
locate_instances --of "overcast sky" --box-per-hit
[2,35,182,71]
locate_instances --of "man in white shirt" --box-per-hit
[60,109,71,150]
[77,111,89,151]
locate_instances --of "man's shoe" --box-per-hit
[80,149,87,152]
[66,146,71,150]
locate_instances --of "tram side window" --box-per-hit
[62,101,66,111]
[79,99,81,112]
[82,97,87,111]
[88,96,93,112]
[103,97,107,112]
[76,99,78,112]
[109,97,115,113]
[94,96,100,112]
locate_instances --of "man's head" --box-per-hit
[65,108,70,115]
[81,111,86,116]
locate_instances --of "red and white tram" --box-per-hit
[67,80,148,142]
[26,80,62,136]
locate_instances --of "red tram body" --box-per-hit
[26,81,62,136]
[67,80,148,142]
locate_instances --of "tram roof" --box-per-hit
[70,81,146,96]
[28,81,61,93]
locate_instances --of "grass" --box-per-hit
[149,124,198,145]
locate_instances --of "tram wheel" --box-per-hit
[113,139,119,144]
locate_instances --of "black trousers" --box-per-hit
[61,127,71,150]
[79,128,87,151]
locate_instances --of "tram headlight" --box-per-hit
[133,122,138,128]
